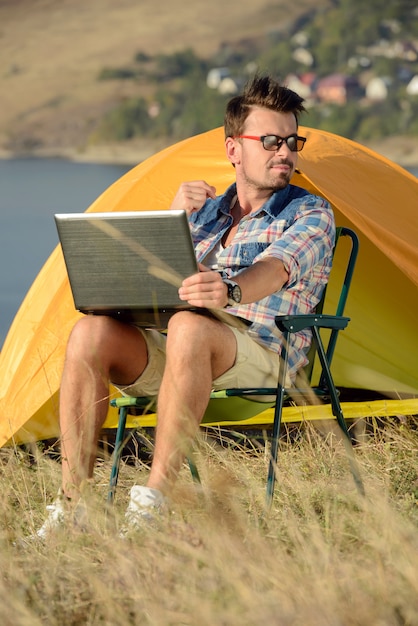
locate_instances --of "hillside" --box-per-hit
[1,0,417,167]
[0,0,327,158]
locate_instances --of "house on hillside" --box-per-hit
[315,73,363,105]
[406,75,418,96]
[285,73,317,101]
[207,67,240,95]
[206,67,230,89]
[218,77,239,95]
[365,76,392,102]
[292,47,314,67]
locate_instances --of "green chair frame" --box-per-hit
[108,227,364,505]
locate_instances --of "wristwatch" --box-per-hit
[223,279,242,306]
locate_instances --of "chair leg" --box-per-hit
[108,398,201,505]
[108,406,128,504]
[266,332,289,508]
[187,456,201,483]
[312,327,365,496]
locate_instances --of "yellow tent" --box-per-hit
[1,127,417,446]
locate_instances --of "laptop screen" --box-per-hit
[55,210,199,327]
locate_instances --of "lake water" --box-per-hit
[0,158,131,348]
[0,157,417,349]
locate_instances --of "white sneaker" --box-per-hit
[35,492,87,541]
[122,485,167,533]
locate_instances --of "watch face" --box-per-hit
[227,281,241,303]
[232,285,241,302]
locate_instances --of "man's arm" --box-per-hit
[179,257,288,309]
[231,257,289,303]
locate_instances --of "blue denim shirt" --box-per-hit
[189,183,335,376]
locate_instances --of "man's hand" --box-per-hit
[178,265,227,309]
[170,181,216,216]
[178,257,289,309]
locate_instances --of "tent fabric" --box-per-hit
[0,126,417,446]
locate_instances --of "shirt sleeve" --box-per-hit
[254,197,336,288]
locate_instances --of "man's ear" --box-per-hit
[225,137,240,166]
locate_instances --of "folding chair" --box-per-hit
[108,227,364,505]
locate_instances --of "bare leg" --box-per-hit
[59,315,148,499]
[146,312,237,494]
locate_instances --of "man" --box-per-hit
[37,74,335,538]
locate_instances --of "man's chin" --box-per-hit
[272,174,291,190]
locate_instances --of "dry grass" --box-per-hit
[1,419,417,625]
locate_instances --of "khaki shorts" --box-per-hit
[115,325,282,397]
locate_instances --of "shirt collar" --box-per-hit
[218,183,300,219]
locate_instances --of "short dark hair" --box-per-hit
[224,74,306,138]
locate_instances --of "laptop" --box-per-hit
[55,210,199,328]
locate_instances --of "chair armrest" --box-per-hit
[275,314,350,334]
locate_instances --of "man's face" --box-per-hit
[229,107,300,192]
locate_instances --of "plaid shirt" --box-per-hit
[189,183,335,376]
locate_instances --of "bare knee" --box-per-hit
[166,311,236,365]
[66,316,147,379]
[67,315,115,358]
[166,311,213,344]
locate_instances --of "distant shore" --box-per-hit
[363,136,418,170]
[0,139,162,167]
[1,135,418,170]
